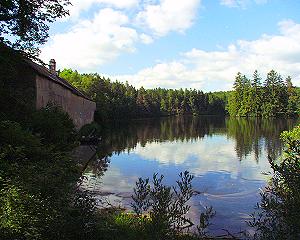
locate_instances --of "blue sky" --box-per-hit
[41,0,300,91]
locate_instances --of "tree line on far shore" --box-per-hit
[59,69,228,122]
[60,69,299,121]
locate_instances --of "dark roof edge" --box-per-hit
[24,59,94,102]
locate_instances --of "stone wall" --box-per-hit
[35,75,96,128]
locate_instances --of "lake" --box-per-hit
[82,116,298,235]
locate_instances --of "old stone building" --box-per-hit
[31,59,96,128]
[0,44,96,128]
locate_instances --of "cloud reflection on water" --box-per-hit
[94,135,270,233]
[132,135,271,182]
[82,116,298,234]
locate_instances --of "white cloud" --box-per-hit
[68,0,139,19]
[139,33,154,44]
[115,20,300,91]
[116,62,202,89]
[220,0,268,8]
[42,0,204,72]
[41,8,139,71]
[136,0,201,36]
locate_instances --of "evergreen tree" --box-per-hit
[227,70,299,117]
[286,76,298,115]
[239,75,252,116]
[227,72,244,116]
[251,70,262,116]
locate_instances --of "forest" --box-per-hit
[227,70,300,117]
[59,69,229,122]
[60,69,300,122]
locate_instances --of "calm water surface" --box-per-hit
[82,116,298,234]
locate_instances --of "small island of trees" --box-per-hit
[227,70,300,117]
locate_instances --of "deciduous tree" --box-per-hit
[0,0,70,56]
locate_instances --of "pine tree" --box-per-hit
[251,70,262,116]
[286,76,298,115]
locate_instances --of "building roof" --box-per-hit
[0,43,93,102]
[24,59,93,102]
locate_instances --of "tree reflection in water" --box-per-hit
[83,116,297,190]
[96,116,297,161]
[81,116,298,237]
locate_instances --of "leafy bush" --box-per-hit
[249,125,300,239]
[0,121,65,239]
[0,119,97,240]
[131,171,214,240]
[89,171,216,240]
[29,104,77,151]
[78,122,102,139]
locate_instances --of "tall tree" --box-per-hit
[251,70,262,116]
[0,0,70,56]
[286,76,298,115]
[239,75,251,116]
[227,72,243,116]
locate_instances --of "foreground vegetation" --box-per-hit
[0,106,97,239]
[249,126,300,239]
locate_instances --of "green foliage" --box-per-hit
[0,120,67,239]
[0,182,53,239]
[0,43,36,122]
[0,111,96,239]
[59,69,228,122]
[28,104,77,151]
[228,70,300,117]
[281,125,300,142]
[113,212,150,239]
[0,0,70,56]
[78,122,102,138]
[59,69,84,90]
[131,171,212,240]
[89,171,216,240]
[249,125,300,239]
[227,92,238,116]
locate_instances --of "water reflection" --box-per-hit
[82,116,298,233]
